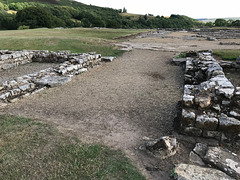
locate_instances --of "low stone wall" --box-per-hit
[0,50,36,70]
[0,50,113,104]
[180,51,240,141]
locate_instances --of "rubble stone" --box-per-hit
[174,164,234,180]
[145,136,178,159]
[204,146,240,179]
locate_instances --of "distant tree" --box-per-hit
[106,19,121,28]
[214,19,228,27]
[231,20,240,27]
[9,3,23,11]
[81,18,91,27]
[205,22,214,27]
[4,4,9,11]
[0,2,4,10]
[16,7,54,28]
[122,7,127,13]
[0,12,17,30]
[144,14,148,20]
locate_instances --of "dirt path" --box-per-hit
[1,31,239,179]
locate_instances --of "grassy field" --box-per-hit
[0,115,145,180]
[0,28,147,56]
[213,49,240,60]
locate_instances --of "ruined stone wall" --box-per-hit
[180,51,240,141]
[0,50,36,70]
[0,51,112,104]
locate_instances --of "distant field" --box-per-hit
[0,28,148,56]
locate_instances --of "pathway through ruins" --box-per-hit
[2,31,240,179]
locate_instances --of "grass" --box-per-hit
[213,49,240,60]
[0,28,148,56]
[0,114,145,180]
[174,52,187,58]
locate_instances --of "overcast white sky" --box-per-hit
[75,0,240,19]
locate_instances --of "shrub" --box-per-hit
[17,25,30,30]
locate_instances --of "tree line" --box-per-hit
[4,1,238,30]
[205,18,240,27]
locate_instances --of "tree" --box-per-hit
[16,7,54,28]
[0,2,4,10]
[205,22,214,27]
[214,19,228,27]
[231,20,240,27]
[122,7,127,13]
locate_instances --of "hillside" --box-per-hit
[0,0,202,30]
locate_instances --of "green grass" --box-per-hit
[213,49,240,60]
[174,52,187,58]
[0,28,148,56]
[0,114,145,180]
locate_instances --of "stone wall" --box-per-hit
[0,50,36,70]
[180,51,240,141]
[0,50,113,104]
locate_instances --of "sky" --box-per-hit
[75,0,240,19]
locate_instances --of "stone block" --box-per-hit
[195,94,211,108]
[189,151,205,166]
[101,56,116,62]
[193,143,208,158]
[145,136,178,159]
[202,131,222,139]
[199,81,216,92]
[183,95,194,107]
[184,84,196,95]
[217,88,235,99]
[219,113,240,132]
[10,88,21,96]
[182,126,202,137]
[174,164,234,180]
[229,111,240,119]
[19,83,31,92]
[34,76,72,88]
[0,92,10,100]
[195,114,218,130]
[204,146,240,179]
[182,109,196,126]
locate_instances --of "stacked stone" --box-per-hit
[181,51,240,140]
[0,51,112,104]
[0,50,35,70]
[32,50,70,63]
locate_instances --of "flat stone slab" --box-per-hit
[204,146,240,179]
[101,56,116,62]
[34,76,72,87]
[174,163,234,180]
